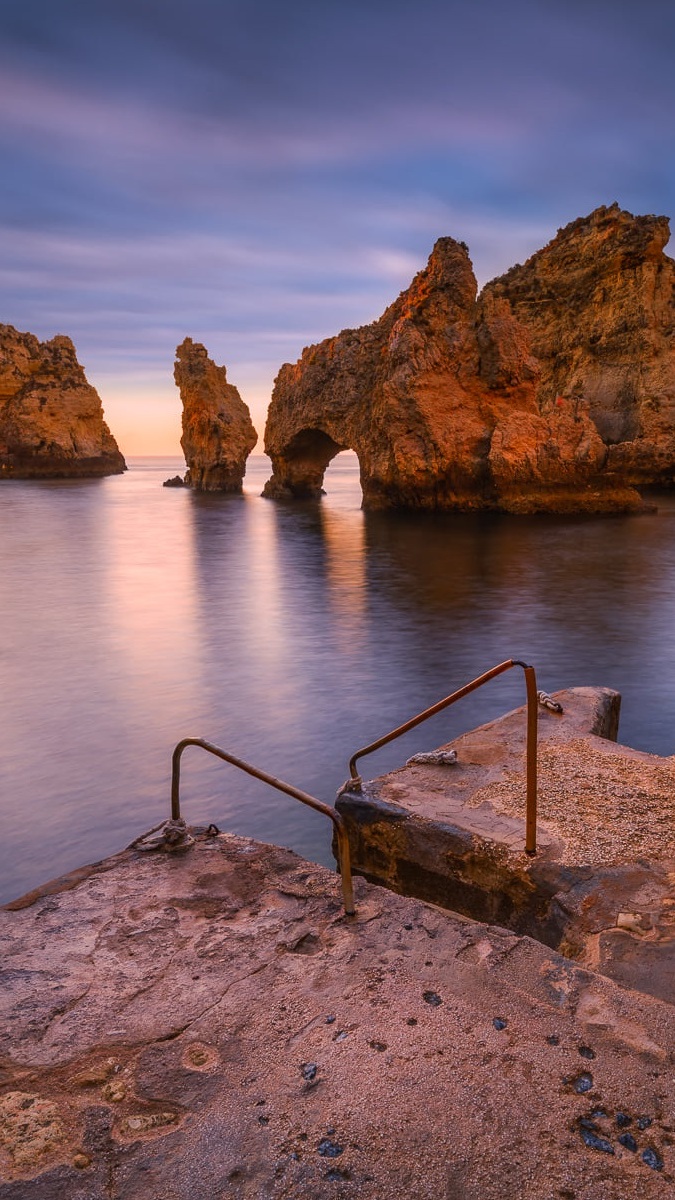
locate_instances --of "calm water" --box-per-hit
[3,454,675,904]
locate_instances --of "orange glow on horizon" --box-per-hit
[98,382,266,458]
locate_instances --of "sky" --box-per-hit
[2,0,675,455]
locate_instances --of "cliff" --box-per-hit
[0,325,125,478]
[174,338,257,491]
[484,203,675,488]
[263,205,675,512]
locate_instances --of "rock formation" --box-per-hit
[173,338,257,491]
[484,203,675,488]
[0,325,125,478]
[263,204,675,512]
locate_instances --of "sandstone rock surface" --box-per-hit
[0,325,125,478]
[2,834,674,1197]
[264,205,675,512]
[485,204,675,487]
[174,338,257,491]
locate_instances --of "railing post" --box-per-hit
[523,665,538,855]
[167,737,356,917]
[344,658,539,857]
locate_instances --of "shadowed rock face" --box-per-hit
[175,338,257,491]
[0,325,125,479]
[263,205,675,512]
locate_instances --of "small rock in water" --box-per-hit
[618,1132,638,1152]
[318,1139,344,1158]
[301,1063,318,1081]
[422,991,442,1007]
[493,1018,507,1031]
[642,1147,663,1171]
[163,475,187,488]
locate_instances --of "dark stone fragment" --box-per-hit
[326,1127,335,1135]
[591,1109,607,1119]
[580,1127,614,1154]
[258,1115,270,1126]
[406,1018,418,1026]
[579,1045,595,1059]
[318,1139,344,1158]
[301,1063,318,1081]
[546,1035,560,1045]
[642,1147,663,1171]
[422,991,442,1007]
[163,475,187,487]
[369,1040,387,1052]
[573,1073,593,1094]
[82,1105,114,1153]
[618,1133,638,1152]
[493,1018,507,1031]
[403,924,413,930]
[326,1168,350,1181]
[616,1112,632,1128]
[579,1117,598,1131]
[636,1116,653,1130]
[326,1015,336,1024]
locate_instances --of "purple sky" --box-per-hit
[2,0,675,452]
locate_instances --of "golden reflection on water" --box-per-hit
[319,504,367,647]
[100,472,203,721]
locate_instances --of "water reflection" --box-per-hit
[2,456,675,904]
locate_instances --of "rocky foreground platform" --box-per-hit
[1,830,674,1198]
[337,687,675,1005]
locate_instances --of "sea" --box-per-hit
[2,453,675,905]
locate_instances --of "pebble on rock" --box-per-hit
[579,1127,614,1155]
[318,1139,344,1158]
[618,1132,638,1152]
[573,1073,593,1094]
[301,1063,318,1081]
[493,1018,507,1031]
[422,991,442,1007]
[642,1147,663,1171]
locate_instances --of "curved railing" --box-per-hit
[344,659,539,854]
[170,737,355,915]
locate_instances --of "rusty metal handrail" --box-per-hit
[171,737,355,915]
[346,659,539,854]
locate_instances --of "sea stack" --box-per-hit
[263,205,675,513]
[172,338,257,491]
[0,324,125,478]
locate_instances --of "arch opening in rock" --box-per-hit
[262,427,350,499]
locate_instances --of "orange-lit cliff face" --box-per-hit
[174,337,258,491]
[484,203,675,488]
[0,324,126,478]
[263,205,675,513]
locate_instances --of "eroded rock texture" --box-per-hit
[485,204,675,488]
[264,205,675,512]
[175,338,257,491]
[0,325,125,478]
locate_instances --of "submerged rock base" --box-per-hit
[2,833,674,1196]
